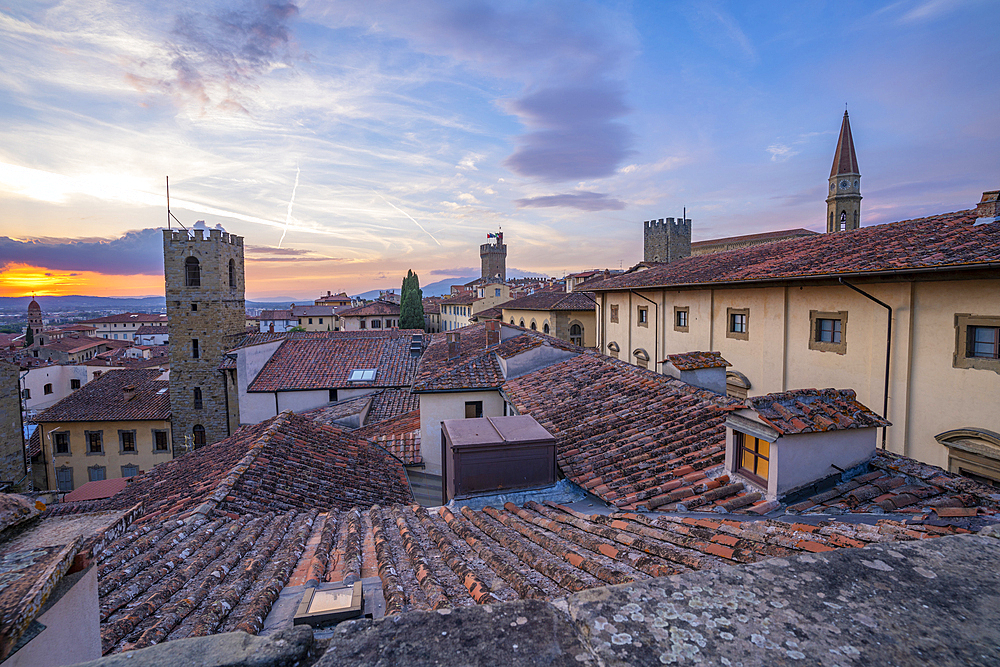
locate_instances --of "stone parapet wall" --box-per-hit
[0,361,26,488]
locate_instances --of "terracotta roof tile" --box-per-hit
[248,333,420,392]
[582,209,996,291]
[501,290,596,312]
[63,478,130,502]
[662,351,731,370]
[37,369,169,423]
[745,388,890,435]
[337,301,401,317]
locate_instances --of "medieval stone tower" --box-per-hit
[827,110,862,232]
[480,231,507,282]
[27,298,43,348]
[643,216,691,263]
[163,227,245,456]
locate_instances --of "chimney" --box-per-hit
[974,190,1000,226]
[447,332,461,360]
[485,320,500,348]
[123,384,136,401]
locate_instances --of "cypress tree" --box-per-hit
[399,270,425,330]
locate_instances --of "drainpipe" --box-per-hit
[838,278,891,450]
[630,290,658,370]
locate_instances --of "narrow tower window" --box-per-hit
[840,211,847,231]
[229,259,236,288]
[193,387,203,409]
[192,338,200,359]
[185,257,201,286]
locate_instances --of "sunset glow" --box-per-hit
[0,264,163,298]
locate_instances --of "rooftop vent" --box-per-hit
[447,332,461,360]
[485,320,500,348]
[123,384,137,401]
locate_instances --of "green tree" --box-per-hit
[399,270,425,330]
[23,325,33,347]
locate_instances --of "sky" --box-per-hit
[0,0,997,299]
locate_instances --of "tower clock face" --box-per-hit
[839,179,849,190]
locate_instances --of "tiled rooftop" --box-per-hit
[79,314,167,325]
[37,369,169,423]
[64,478,130,503]
[337,301,401,317]
[353,410,422,465]
[90,498,984,655]
[37,336,108,354]
[247,333,421,392]
[366,388,420,423]
[786,450,1000,516]
[690,228,817,249]
[663,351,731,371]
[582,209,997,291]
[134,325,168,335]
[744,388,891,434]
[501,290,596,312]
[50,411,412,524]
[504,353,746,511]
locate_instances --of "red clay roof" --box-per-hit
[501,290,595,312]
[64,477,129,502]
[504,353,744,511]
[663,351,731,370]
[247,333,420,392]
[831,110,860,176]
[354,409,422,465]
[744,388,890,435]
[337,301,401,317]
[582,209,996,291]
[78,313,166,324]
[690,228,817,249]
[37,369,169,423]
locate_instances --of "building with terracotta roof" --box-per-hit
[78,313,167,340]
[36,369,172,493]
[336,300,401,331]
[258,308,296,333]
[291,304,337,331]
[582,189,1000,480]
[314,290,353,308]
[133,324,169,345]
[229,329,423,424]
[690,228,819,256]
[32,335,113,363]
[501,290,596,347]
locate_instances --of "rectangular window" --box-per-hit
[85,430,103,455]
[495,288,501,297]
[637,306,648,327]
[56,467,73,492]
[610,304,619,323]
[44,383,53,395]
[674,306,689,332]
[191,303,198,311]
[193,387,203,410]
[953,315,1000,373]
[122,464,139,478]
[809,310,848,354]
[119,430,137,453]
[21,388,30,400]
[309,318,313,324]
[727,308,750,340]
[88,465,106,482]
[359,321,366,329]
[465,401,483,418]
[192,338,200,358]
[153,430,169,452]
[70,379,81,390]
[329,388,339,402]
[54,432,70,455]
[735,431,769,486]
[319,318,323,324]
[969,325,999,359]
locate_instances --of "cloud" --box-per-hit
[430,267,478,276]
[0,229,164,275]
[766,144,799,162]
[125,0,300,111]
[515,191,626,211]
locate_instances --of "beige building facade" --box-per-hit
[585,196,1000,474]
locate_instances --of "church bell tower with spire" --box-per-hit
[826,110,862,233]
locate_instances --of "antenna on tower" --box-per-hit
[683,206,686,221]
[165,176,187,231]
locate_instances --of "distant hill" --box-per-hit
[0,295,295,314]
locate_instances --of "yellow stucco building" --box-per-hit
[583,191,1000,480]
[36,368,172,492]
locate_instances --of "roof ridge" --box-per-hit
[185,412,292,524]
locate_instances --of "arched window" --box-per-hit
[185,257,201,287]
[530,320,537,330]
[839,210,847,231]
[543,322,550,334]
[192,424,206,448]
[510,319,515,325]
[519,319,525,327]
[228,259,236,288]
[193,387,203,409]
[570,323,583,346]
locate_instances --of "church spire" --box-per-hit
[830,110,860,177]
[826,110,862,232]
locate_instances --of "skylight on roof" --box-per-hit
[348,369,377,382]
[157,388,167,394]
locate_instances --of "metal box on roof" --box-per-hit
[441,415,556,502]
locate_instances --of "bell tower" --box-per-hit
[826,110,862,233]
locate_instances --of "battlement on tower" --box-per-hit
[164,229,244,246]
[643,217,692,263]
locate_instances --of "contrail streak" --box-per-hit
[372,190,441,246]
[278,166,301,249]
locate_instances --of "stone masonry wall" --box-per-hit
[480,242,507,282]
[0,361,26,488]
[164,229,245,456]
[643,217,691,263]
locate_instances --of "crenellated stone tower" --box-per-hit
[481,231,507,282]
[827,110,862,232]
[163,227,245,456]
[643,217,691,263]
